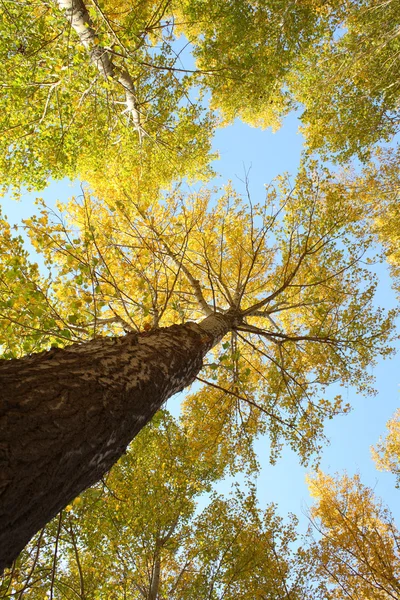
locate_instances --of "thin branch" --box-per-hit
[50,512,63,600]
[196,376,303,436]
[16,528,46,600]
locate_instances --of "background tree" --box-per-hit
[372,409,400,489]
[0,0,215,193]
[305,470,400,599]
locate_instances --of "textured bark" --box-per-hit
[56,0,142,131]
[0,314,232,572]
[149,552,161,600]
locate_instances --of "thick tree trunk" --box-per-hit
[0,314,232,572]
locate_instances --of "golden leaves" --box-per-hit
[306,470,400,598]
[372,408,400,487]
[10,159,395,466]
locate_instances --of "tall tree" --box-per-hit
[306,470,400,599]
[2,0,400,585]
[0,163,395,569]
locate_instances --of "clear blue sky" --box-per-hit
[2,110,399,535]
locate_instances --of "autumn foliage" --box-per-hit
[0,0,400,596]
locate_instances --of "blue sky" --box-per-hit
[209,113,400,531]
[2,109,399,535]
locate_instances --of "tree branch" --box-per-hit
[196,376,303,436]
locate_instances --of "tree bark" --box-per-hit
[0,314,232,572]
[149,551,161,600]
[56,0,142,131]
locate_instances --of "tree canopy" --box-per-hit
[2,162,396,464]
[1,0,399,196]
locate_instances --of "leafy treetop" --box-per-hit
[306,470,400,599]
[1,0,398,199]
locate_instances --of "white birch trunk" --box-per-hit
[56,0,142,131]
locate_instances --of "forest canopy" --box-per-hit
[2,0,399,193]
[0,0,400,597]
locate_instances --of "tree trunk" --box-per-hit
[149,551,161,600]
[56,0,142,131]
[0,314,232,572]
